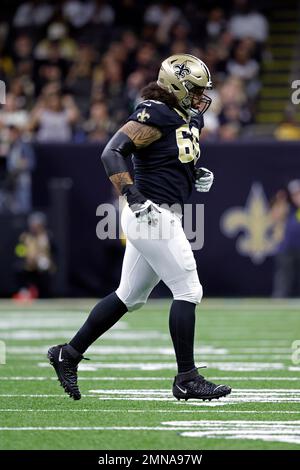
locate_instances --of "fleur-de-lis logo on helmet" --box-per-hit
[173,62,191,79]
[137,108,150,123]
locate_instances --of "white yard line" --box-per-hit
[1,420,300,434]
[2,331,168,341]
[0,376,298,382]
[87,388,300,393]
[1,409,300,414]
[1,389,300,405]
[0,426,196,431]
[37,361,287,372]
[0,394,101,398]
[6,346,227,354]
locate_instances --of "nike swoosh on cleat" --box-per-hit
[58,348,64,362]
[214,384,225,391]
[176,385,187,394]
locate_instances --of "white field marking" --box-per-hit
[205,341,292,346]
[8,354,293,364]
[112,298,300,310]
[1,409,300,415]
[2,331,83,340]
[7,346,227,355]
[163,420,300,426]
[7,354,293,363]
[1,420,300,446]
[89,388,300,394]
[6,346,292,361]
[0,318,128,330]
[145,305,300,311]
[2,331,166,341]
[289,367,300,371]
[0,395,101,398]
[2,389,300,405]
[206,301,300,311]
[0,427,194,431]
[0,376,298,382]
[38,361,286,372]
[162,420,300,445]
[85,389,300,405]
[225,348,293,353]
[89,388,300,396]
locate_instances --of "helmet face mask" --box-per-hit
[157,54,212,116]
[186,84,211,114]
[188,85,212,115]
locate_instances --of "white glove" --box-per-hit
[122,184,161,226]
[194,167,214,192]
[131,200,161,226]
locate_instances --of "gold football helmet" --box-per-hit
[157,54,212,115]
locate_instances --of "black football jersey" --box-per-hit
[127,100,204,207]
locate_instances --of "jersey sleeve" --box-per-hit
[126,100,184,135]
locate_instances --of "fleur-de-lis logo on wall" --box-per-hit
[221,183,284,264]
[137,108,150,123]
[174,62,191,79]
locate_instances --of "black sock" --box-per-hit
[69,292,127,354]
[169,299,196,374]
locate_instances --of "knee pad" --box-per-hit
[171,273,203,305]
[115,288,147,312]
[126,301,146,312]
[185,281,203,304]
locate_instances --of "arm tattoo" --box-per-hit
[110,172,133,194]
[120,121,162,148]
[107,122,161,193]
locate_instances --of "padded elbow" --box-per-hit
[101,131,136,177]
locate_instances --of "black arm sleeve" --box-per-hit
[101,131,136,177]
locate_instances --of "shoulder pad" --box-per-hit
[127,100,185,131]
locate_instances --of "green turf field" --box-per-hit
[0,298,300,450]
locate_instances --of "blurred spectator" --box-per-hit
[9,77,34,111]
[97,58,129,126]
[82,100,116,142]
[62,0,95,29]
[66,43,95,114]
[218,122,241,141]
[219,102,251,128]
[227,42,260,98]
[206,7,227,40]
[34,22,76,61]
[272,182,300,297]
[0,125,35,214]
[13,0,55,29]
[228,0,268,42]
[14,212,55,299]
[92,0,115,26]
[274,111,300,141]
[12,36,35,99]
[125,70,147,110]
[0,93,29,130]
[28,90,79,142]
[144,1,179,25]
[227,43,259,81]
[0,1,271,142]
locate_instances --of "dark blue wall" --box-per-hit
[1,141,299,297]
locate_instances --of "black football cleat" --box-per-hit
[47,344,87,400]
[173,368,231,401]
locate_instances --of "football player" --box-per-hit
[48,54,231,401]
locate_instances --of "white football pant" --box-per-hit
[116,204,203,311]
